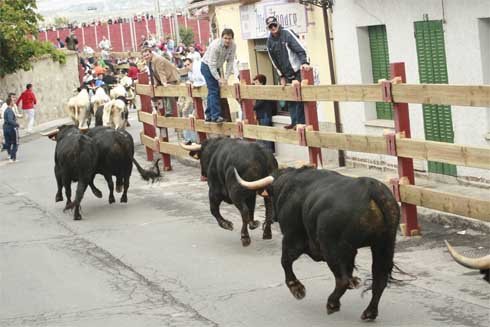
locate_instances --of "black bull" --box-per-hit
[236,166,400,321]
[182,137,278,247]
[87,126,160,204]
[53,125,102,220]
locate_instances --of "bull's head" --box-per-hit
[445,240,490,282]
[40,124,82,141]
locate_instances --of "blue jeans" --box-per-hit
[287,71,305,125]
[201,62,221,120]
[257,113,274,153]
[3,127,19,160]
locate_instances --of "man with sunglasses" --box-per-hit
[265,16,310,130]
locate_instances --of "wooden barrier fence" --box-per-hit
[136,62,490,236]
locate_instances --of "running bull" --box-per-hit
[43,125,102,220]
[181,137,278,246]
[235,166,400,320]
[87,126,161,204]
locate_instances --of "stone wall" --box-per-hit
[0,52,80,127]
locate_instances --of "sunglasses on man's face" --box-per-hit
[267,23,278,29]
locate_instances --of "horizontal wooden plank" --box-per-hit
[393,84,490,107]
[240,85,298,101]
[301,84,382,102]
[400,184,490,222]
[306,131,388,154]
[158,142,192,158]
[155,116,192,130]
[140,132,155,149]
[194,120,239,136]
[138,110,154,125]
[136,83,490,107]
[397,138,490,170]
[243,124,300,145]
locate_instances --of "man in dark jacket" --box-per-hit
[266,16,310,129]
[2,97,20,162]
[65,32,78,51]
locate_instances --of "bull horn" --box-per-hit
[179,142,202,151]
[445,240,490,270]
[40,128,59,137]
[234,168,274,190]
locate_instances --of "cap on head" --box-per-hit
[265,16,278,27]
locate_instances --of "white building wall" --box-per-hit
[333,0,490,181]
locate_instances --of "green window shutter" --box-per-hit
[368,25,393,119]
[414,20,456,176]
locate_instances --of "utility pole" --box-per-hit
[299,0,345,166]
[172,0,180,43]
[155,0,163,40]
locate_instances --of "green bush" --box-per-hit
[0,0,66,77]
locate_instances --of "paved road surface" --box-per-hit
[1,118,489,327]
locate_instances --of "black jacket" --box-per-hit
[266,27,309,79]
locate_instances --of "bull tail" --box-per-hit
[362,178,404,294]
[133,158,161,183]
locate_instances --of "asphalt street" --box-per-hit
[0,115,489,327]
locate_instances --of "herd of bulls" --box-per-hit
[41,127,489,321]
[43,125,160,220]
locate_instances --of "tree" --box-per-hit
[0,0,66,77]
[53,16,70,27]
[179,27,195,46]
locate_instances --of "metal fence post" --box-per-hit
[138,72,155,161]
[301,68,322,167]
[390,62,419,236]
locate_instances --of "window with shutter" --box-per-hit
[414,20,456,176]
[368,25,393,119]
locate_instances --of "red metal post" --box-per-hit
[158,97,173,171]
[390,62,419,236]
[301,68,322,167]
[138,72,155,161]
[193,98,207,143]
[239,68,257,125]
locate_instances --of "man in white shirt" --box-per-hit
[183,58,205,87]
[99,36,111,51]
[186,46,201,64]
[200,28,236,123]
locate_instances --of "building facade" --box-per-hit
[188,0,338,162]
[333,0,490,182]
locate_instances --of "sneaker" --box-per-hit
[284,124,295,130]
[8,159,15,163]
[214,116,225,124]
[204,117,212,122]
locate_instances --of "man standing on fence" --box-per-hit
[201,28,236,124]
[266,16,310,130]
[142,47,181,117]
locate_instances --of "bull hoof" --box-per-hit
[218,220,233,231]
[361,308,378,321]
[63,201,74,211]
[55,194,63,202]
[248,220,260,230]
[241,236,251,247]
[109,196,115,204]
[287,280,306,300]
[348,276,361,289]
[115,185,123,193]
[262,231,272,240]
[120,195,127,203]
[326,302,340,315]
